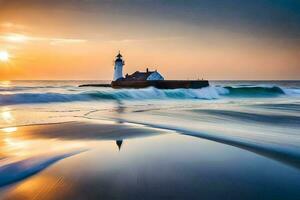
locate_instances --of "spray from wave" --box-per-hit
[0,85,299,105]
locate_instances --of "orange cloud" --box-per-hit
[0,22,27,30]
[0,33,87,45]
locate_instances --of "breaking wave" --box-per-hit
[0,85,299,105]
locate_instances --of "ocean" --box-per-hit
[0,80,300,199]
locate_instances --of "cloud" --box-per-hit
[106,36,183,43]
[1,32,177,45]
[0,33,87,45]
[0,22,27,30]
[48,38,87,45]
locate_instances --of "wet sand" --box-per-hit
[1,121,300,200]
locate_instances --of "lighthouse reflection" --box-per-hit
[114,98,126,124]
[116,140,123,151]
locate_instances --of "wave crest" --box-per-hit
[0,85,298,105]
[224,86,285,97]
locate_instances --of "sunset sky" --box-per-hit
[0,0,299,80]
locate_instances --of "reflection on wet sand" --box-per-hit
[114,99,126,124]
[0,119,167,161]
[118,119,300,170]
[1,108,16,129]
[1,110,14,124]
[1,127,17,133]
[1,173,75,200]
[116,140,123,151]
[0,121,166,141]
[1,133,300,200]
[0,119,169,189]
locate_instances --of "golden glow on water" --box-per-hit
[1,110,14,123]
[0,80,11,87]
[1,108,15,128]
[0,122,89,161]
[1,127,18,133]
[3,138,30,157]
[2,137,87,158]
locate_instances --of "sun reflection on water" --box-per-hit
[1,108,15,128]
[2,111,14,122]
[0,80,11,87]
[1,127,18,133]
[0,123,90,162]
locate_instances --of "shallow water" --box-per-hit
[0,80,300,199]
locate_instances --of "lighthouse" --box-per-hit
[113,51,125,81]
[80,53,209,89]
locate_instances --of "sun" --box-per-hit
[0,51,10,62]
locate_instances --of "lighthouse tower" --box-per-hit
[113,51,125,81]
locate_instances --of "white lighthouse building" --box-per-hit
[112,51,164,82]
[113,52,125,81]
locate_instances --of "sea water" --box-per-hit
[0,80,300,199]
